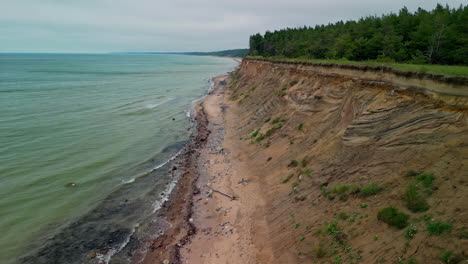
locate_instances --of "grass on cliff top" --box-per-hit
[246,56,468,77]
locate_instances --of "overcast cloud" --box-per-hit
[0,0,465,53]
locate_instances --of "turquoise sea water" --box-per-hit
[0,54,237,264]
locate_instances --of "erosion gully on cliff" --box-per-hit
[222,59,467,263]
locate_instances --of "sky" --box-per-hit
[0,0,465,53]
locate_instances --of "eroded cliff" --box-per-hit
[224,59,468,263]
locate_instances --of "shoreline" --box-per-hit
[139,69,268,263]
[139,75,231,264]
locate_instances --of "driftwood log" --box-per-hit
[206,185,237,200]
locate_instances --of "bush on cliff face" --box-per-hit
[377,207,409,229]
[358,183,383,197]
[404,184,429,212]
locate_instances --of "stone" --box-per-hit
[86,251,96,259]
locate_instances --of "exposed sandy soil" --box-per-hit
[220,59,468,264]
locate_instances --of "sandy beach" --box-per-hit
[178,75,272,264]
[140,69,271,264]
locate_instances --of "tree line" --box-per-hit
[249,4,468,65]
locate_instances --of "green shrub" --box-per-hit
[297,123,303,130]
[289,160,298,167]
[320,186,335,200]
[427,222,453,236]
[255,133,265,142]
[251,128,260,138]
[439,250,462,264]
[292,182,299,192]
[282,174,294,184]
[327,221,342,234]
[416,172,435,188]
[458,230,468,239]
[272,117,281,124]
[358,183,383,197]
[405,225,418,239]
[300,168,311,177]
[360,203,368,208]
[377,207,410,229]
[337,212,349,220]
[332,185,351,194]
[301,157,308,167]
[404,184,429,212]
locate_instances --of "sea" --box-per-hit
[0,53,238,264]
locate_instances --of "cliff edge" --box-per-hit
[222,59,467,263]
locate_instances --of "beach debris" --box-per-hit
[205,185,237,200]
[162,260,170,264]
[237,178,249,184]
[86,251,96,259]
[201,253,211,258]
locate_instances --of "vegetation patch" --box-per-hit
[320,184,360,201]
[377,207,409,229]
[404,225,418,239]
[298,168,311,177]
[255,133,265,142]
[426,221,453,236]
[288,160,299,167]
[457,230,468,239]
[251,128,260,138]
[404,171,435,212]
[337,212,349,220]
[416,172,435,193]
[282,174,294,184]
[358,183,383,197]
[326,221,342,235]
[404,184,429,212]
[439,250,462,264]
[272,117,286,124]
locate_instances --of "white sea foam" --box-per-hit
[144,98,171,109]
[98,223,140,264]
[121,148,184,185]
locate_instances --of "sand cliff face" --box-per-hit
[224,59,468,263]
